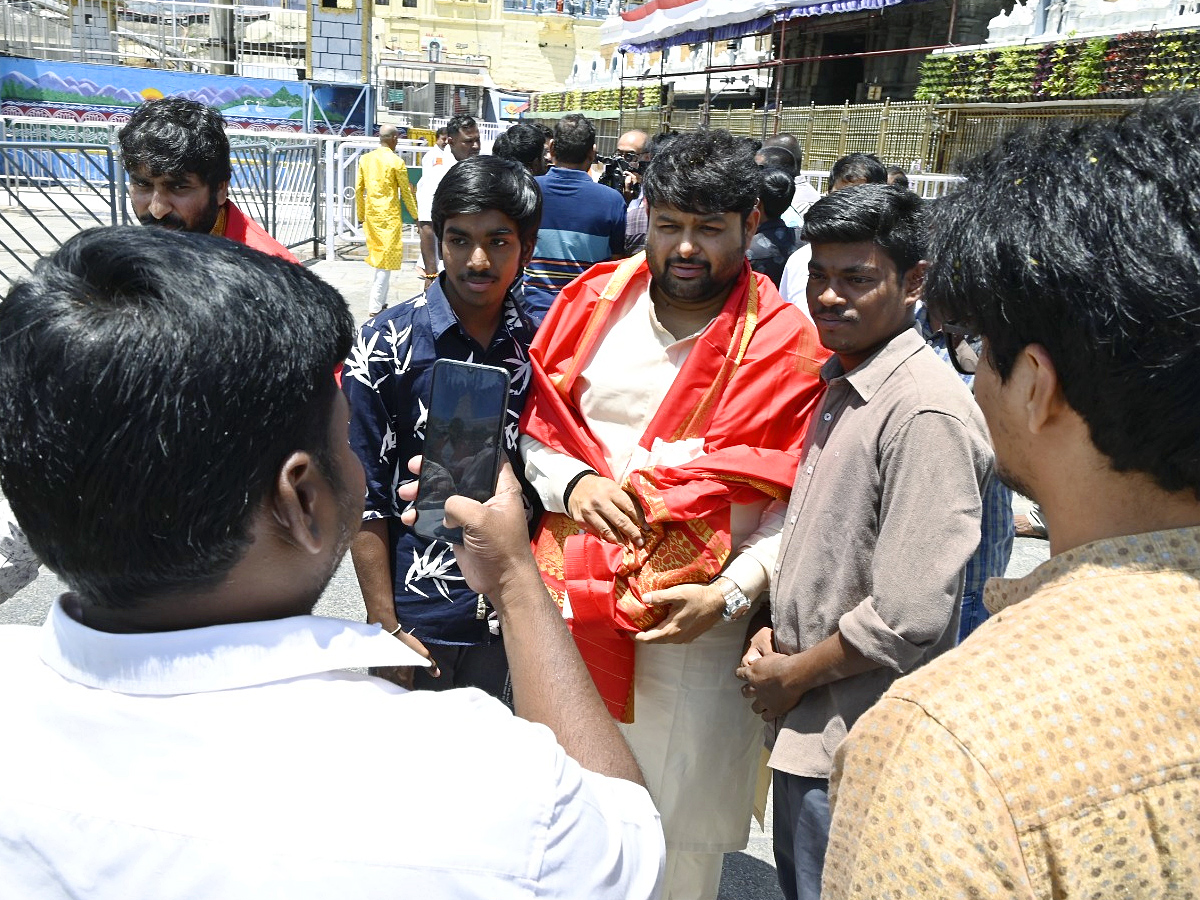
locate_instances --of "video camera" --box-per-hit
[596,152,638,194]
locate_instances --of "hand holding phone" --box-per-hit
[412,359,511,544]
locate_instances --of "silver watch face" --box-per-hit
[722,586,751,621]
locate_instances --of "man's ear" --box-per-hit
[547,139,556,164]
[270,451,324,555]
[902,260,927,304]
[520,237,536,269]
[742,205,762,250]
[215,180,229,207]
[1018,343,1064,436]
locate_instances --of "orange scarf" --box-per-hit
[521,254,828,720]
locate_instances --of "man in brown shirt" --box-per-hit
[824,94,1200,899]
[736,184,993,900]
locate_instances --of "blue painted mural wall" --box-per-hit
[0,57,310,131]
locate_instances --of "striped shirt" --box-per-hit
[915,306,1015,635]
[523,167,625,324]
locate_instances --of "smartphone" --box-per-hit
[412,359,511,544]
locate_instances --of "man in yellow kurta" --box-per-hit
[356,125,418,316]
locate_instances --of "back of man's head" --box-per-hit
[552,114,596,166]
[432,155,543,247]
[925,94,1200,496]
[764,133,804,169]
[756,146,798,178]
[494,123,547,174]
[0,227,354,609]
[379,124,399,145]
[118,97,232,190]
[642,128,761,221]
[759,167,796,220]
[829,153,888,191]
[801,183,925,275]
[886,165,910,189]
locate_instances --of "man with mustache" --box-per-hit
[119,96,298,263]
[344,156,538,700]
[521,128,827,900]
[736,184,993,900]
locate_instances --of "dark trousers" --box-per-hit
[412,639,511,707]
[772,771,831,900]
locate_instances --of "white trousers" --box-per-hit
[618,621,761,900]
[368,267,391,315]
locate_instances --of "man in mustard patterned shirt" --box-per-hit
[356,125,419,316]
[824,95,1200,898]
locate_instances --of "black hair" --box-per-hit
[0,226,354,608]
[649,130,678,153]
[118,96,232,190]
[759,167,796,220]
[642,128,762,221]
[445,115,477,137]
[552,114,595,165]
[801,183,925,275]
[493,123,547,173]
[829,152,888,188]
[886,165,910,189]
[431,155,543,247]
[925,94,1200,496]
[756,145,797,177]
[764,132,804,168]
[435,126,448,138]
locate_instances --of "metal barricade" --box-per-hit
[324,138,425,263]
[0,117,322,277]
[0,140,121,284]
[227,139,322,258]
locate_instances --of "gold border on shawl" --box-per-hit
[560,253,647,388]
[670,274,760,442]
[210,204,228,239]
[719,472,790,502]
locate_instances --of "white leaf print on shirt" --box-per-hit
[413,398,427,441]
[346,329,386,389]
[404,542,467,601]
[378,423,396,464]
[383,320,413,375]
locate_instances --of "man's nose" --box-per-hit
[467,245,489,269]
[813,284,843,307]
[148,190,171,219]
[677,235,697,257]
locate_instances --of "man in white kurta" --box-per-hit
[520,129,827,900]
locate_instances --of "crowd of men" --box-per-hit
[1,92,1199,900]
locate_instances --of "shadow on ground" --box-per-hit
[720,851,784,899]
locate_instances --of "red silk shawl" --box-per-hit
[521,253,828,721]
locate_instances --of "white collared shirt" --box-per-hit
[0,600,664,899]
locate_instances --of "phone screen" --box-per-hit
[412,359,511,544]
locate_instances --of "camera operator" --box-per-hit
[605,130,650,202]
[621,130,676,255]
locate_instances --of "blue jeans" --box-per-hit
[772,771,831,900]
[958,588,990,643]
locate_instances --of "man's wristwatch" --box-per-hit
[713,576,751,622]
